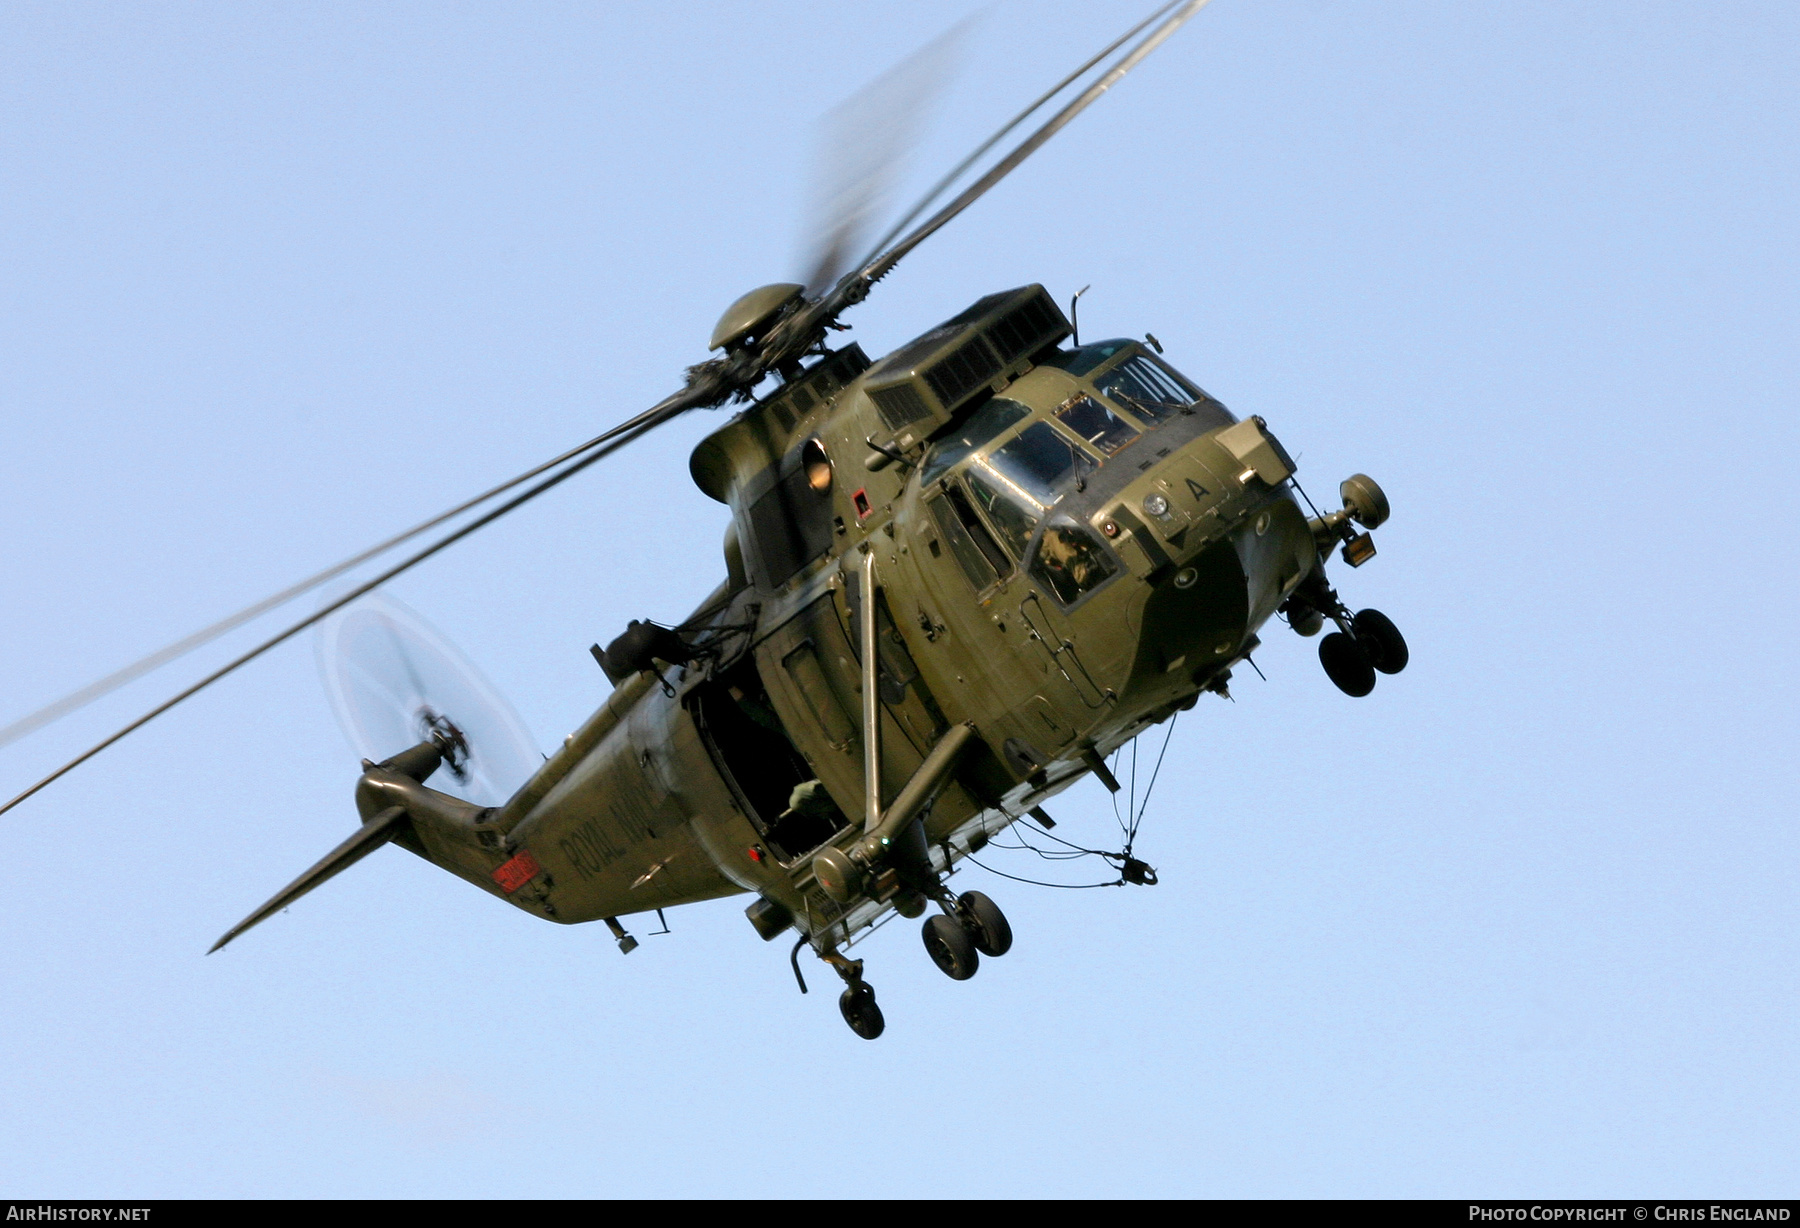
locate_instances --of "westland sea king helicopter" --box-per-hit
[4,1,1408,1038]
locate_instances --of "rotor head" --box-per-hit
[710,283,805,352]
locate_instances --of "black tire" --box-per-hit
[1353,608,1408,674]
[959,891,1013,957]
[1319,631,1376,697]
[922,914,980,980]
[838,982,885,1039]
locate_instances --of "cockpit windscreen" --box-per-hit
[1097,354,1234,430]
[1055,394,1139,455]
[918,397,1029,488]
[964,421,1089,557]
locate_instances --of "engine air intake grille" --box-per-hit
[987,293,1064,363]
[923,339,1002,409]
[861,285,1071,450]
[872,383,932,432]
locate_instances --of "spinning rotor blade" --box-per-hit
[0,416,673,753]
[860,0,1187,267]
[0,387,700,819]
[858,0,1211,282]
[798,17,969,295]
[763,0,1211,370]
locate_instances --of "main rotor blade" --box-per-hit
[798,17,969,295]
[719,1,1211,443]
[860,0,1210,284]
[0,387,703,820]
[860,0,1185,267]
[0,422,653,753]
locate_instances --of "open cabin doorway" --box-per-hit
[691,659,849,863]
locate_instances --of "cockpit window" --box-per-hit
[918,397,1030,488]
[988,420,1086,500]
[1029,519,1120,606]
[1055,394,1139,455]
[963,421,1089,558]
[965,469,1039,558]
[1096,355,1192,422]
[1049,339,1134,377]
[1097,354,1235,429]
[928,488,1008,592]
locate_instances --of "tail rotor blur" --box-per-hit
[315,593,539,808]
[208,593,542,954]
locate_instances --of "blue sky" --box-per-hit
[1,0,1795,1197]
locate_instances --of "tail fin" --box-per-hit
[208,804,408,953]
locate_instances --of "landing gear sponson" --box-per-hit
[817,886,1015,1040]
[1282,473,1410,698]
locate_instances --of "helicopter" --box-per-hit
[1,0,1409,1040]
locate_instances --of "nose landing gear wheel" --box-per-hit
[1353,608,1408,674]
[839,981,885,1039]
[958,891,1013,957]
[1319,631,1376,697]
[923,914,980,980]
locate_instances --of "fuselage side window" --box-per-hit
[965,468,1041,559]
[943,483,1013,583]
[987,421,1086,502]
[927,491,1002,593]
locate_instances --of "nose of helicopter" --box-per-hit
[1227,494,1317,641]
[1128,491,1317,689]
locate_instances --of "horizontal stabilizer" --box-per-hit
[208,805,408,953]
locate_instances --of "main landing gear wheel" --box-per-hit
[923,914,979,980]
[1319,631,1376,697]
[839,981,885,1039]
[1353,608,1409,675]
[959,891,1013,957]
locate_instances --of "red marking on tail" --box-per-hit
[493,849,542,894]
